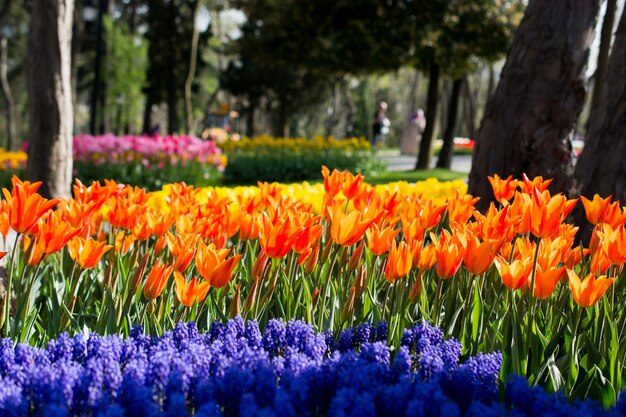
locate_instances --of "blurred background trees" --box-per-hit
[8,0,626,201]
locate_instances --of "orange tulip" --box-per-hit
[433,230,464,279]
[581,194,612,226]
[463,233,498,275]
[566,269,615,308]
[602,202,626,228]
[2,182,59,234]
[327,202,376,247]
[143,261,174,300]
[258,212,298,258]
[195,240,241,288]
[342,172,365,200]
[519,174,552,194]
[488,174,519,203]
[366,222,400,255]
[532,265,564,299]
[321,166,342,197]
[106,198,143,230]
[67,237,113,269]
[447,191,480,226]
[590,248,612,275]
[494,256,533,290]
[166,232,198,273]
[384,240,413,282]
[417,243,437,271]
[525,191,577,239]
[35,211,81,255]
[173,271,211,307]
[598,224,626,266]
[114,231,137,255]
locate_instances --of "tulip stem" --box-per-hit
[3,231,20,338]
[526,238,541,375]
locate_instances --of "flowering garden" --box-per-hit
[0,133,625,415]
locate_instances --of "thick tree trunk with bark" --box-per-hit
[437,77,463,169]
[587,0,617,131]
[0,36,16,151]
[462,74,476,138]
[27,0,74,199]
[415,62,440,170]
[469,0,599,211]
[572,8,626,242]
[185,0,202,134]
[400,69,420,155]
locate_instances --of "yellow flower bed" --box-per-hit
[220,134,371,153]
[0,149,27,170]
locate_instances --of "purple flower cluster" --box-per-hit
[0,318,619,416]
[73,134,225,169]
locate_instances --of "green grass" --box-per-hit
[366,168,467,185]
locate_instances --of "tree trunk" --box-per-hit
[400,69,420,155]
[415,62,440,170]
[166,0,179,134]
[142,93,153,134]
[437,77,463,169]
[27,0,74,199]
[273,102,288,138]
[185,0,202,134]
[89,0,106,134]
[486,65,495,100]
[587,0,617,132]
[245,99,257,137]
[71,0,83,132]
[462,74,476,138]
[0,36,16,151]
[572,7,626,242]
[468,0,600,211]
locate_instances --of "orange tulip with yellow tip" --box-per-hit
[143,261,174,300]
[321,166,342,197]
[598,224,626,266]
[327,201,376,247]
[525,191,577,239]
[2,182,59,234]
[166,232,198,273]
[195,240,241,288]
[532,265,565,299]
[416,243,437,271]
[173,271,211,307]
[519,174,552,194]
[258,212,298,258]
[602,201,626,228]
[67,237,113,269]
[384,239,412,282]
[433,230,465,279]
[463,233,499,275]
[494,256,533,290]
[566,269,615,308]
[114,231,137,255]
[35,211,81,255]
[581,194,612,225]
[366,221,400,255]
[447,191,480,226]
[488,174,519,203]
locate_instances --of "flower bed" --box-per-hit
[73,134,226,189]
[2,319,617,417]
[0,171,625,404]
[220,135,383,183]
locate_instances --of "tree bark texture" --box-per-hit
[0,36,16,151]
[437,77,464,169]
[468,0,599,211]
[588,0,617,131]
[462,74,476,138]
[27,0,74,199]
[415,62,440,170]
[572,8,626,241]
[185,0,202,134]
[400,69,420,155]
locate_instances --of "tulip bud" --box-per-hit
[304,246,320,274]
[409,273,423,302]
[354,264,368,296]
[348,241,365,270]
[251,251,269,280]
[319,239,333,264]
[154,235,167,256]
[243,276,259,311]
[341,287,356,323]
[130,254,150,293]
[311,287,320,311]
[339,245,349,266]
[230,284,241,318]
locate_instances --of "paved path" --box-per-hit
[379,151,472,173]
